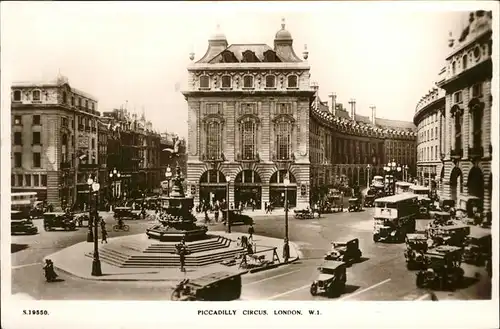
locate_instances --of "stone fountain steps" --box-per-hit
[120,236,231,254]
[85,237,246,268]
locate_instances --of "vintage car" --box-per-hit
[43,212,76,231]
[458,195,482,219]
[416,245,464,290]
[429,211,453,227]
[404,233,428,270]
[428,224,470,247]
[294,208,316,219]
[310,261,347,297]
[11,210,38,235]
[439,199,455,212]
[462,228,491,266]
[222,209,254,226]
[324,238,362,263]
[30,201,46,219]
[347,198,362,212]
[113,207,141,220]
[171,272,242,301]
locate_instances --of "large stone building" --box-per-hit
[183,22,417,209]
[436,10,493,212]
[310,88,417,202]
[414,68,446,187]
[11,75,101,208]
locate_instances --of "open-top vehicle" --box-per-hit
[416,245,464,291]
[43,212,76,231]
[348,198,362,212]
[404,233,428,269]
[429,211,453,227]
[324,238,362,263]
[294,208,316,219]
[113,207,140,220]
[462,227,491,266]
[310,261,347,297]
[428,223,470,247]
[171,272,242,301]
[363,189,376,208]
[11,210,38,235]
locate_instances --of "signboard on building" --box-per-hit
[78,134,89,148]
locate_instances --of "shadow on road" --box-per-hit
[343,284,361,295]
[349,257,370,267]
[459,276,479,289]
[11,243,29,253]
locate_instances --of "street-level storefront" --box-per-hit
[199,170,227,204]
[234,170,262,208]
[269,170,297,208]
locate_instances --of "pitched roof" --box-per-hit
[208,44,283,63]
[375,118,416,130]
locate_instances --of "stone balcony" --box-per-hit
[450,148,463,159]
[468,146,484,160]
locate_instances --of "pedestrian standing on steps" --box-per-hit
[101,227,108,244]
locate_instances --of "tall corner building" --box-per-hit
[183,22,417,209]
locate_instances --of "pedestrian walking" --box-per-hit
[214,205,219,223]
[264,202,269,214]
[248,224,254,240]
[101,228,108,244]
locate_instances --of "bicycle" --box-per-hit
[112,223,130,232]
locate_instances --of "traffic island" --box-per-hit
[44,232,300,282]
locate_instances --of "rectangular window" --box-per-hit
[277,103,292,115]
[241,103,257,115]
[62,117,68,127]
[453,91,462,104]
[85,100,89,108]
[11,174,15,186]
[14,115,22,125]
[25,174,31,186]
[472,83,483,98]
[199,76,210,89]
[14,152,22,167]
[41,174,47,187]
[33,152,41,168]
[241,120,257,160]
[91,138,95,149]
[221,76,232,88]
[205,103,221,115]
[206,121,222,159]
[266,75,276,88]
[33,115,41,125]
[14,132,22,145]
[32,132,41,145]
[276,120,291,160]
[32,90,41,101]
[34,174,39,187]
[71,96,75,106]
[13,90,22,101]
[287,75,298,88]
[17,174,23,186]
[243,75,254,88]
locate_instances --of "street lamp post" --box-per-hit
[165,166,172,196]
[404,165,409,182]
[90,180,102,276]
[226,175,231,234]
[383,160,402,195]
[86,176,94,243]
[284,173,290,242]
[366,164,371,189]
[108,168,121,210]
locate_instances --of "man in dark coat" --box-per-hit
[282,238,290,263]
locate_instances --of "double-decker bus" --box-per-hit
[409,185,430,201]
[373,193,419,242]
[11,192,38,217]
[395,182,412,195]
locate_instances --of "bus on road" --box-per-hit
[11,192,38,216]
[373,193,419,243]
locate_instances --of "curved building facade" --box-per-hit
[184,22,417,209]
[414,72,446,188]
[436,11,493,211]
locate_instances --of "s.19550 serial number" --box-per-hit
[23,310,49,315]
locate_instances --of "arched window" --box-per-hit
[470,101,484,150]
[221,75,232,88]
[243,75,254,88]
[266,75,276,88]
[462,54,468,70]
[275,117,292,160]
[287,75,298,88]
[451,62,456,75]
[200,75,210,89]
[454,112,463,151]
[240,118,257,160]
[13,90,22,101]
[32,90,41,101]
[205,120,222,160]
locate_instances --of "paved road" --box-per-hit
[11,210,491,300]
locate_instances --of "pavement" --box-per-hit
[11,208,491,300]
[43,231,300,282]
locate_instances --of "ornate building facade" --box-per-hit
[184,22,417,209]
[11,75,101,208]
[414,68,446,188]
[437,10,493,212]
[309,88,417,201]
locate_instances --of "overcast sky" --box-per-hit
[1,2,489,137]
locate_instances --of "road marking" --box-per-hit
[246,269,302,286]
[267,284,310,300]
[339,278,391,300]
[12,262,41,269]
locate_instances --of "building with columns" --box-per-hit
[11,74,101,208]
[436,10,492,212]
[414,68,446,188]
[183,21,417,209]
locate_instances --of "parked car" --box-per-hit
[324,238,362,264]
[462,228,491,266]
[404,233,428,270]
[222,209,253,226]
[347,198,362,212]
[11,210,38,235]
[310,261,347,297]
[416,245,464,291]
[43,212,76,231]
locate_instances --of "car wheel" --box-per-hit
[310,284,318,296]
[373,234,379,242]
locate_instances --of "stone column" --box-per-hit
[261,183,270,210]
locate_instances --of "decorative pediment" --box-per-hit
[219,50,239,63]
[468,97,484,113]
[272,113,295,123]
[450,104,463,117]
[237,114,260,124]
[263,50,281,62]
[202,113,225,123]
